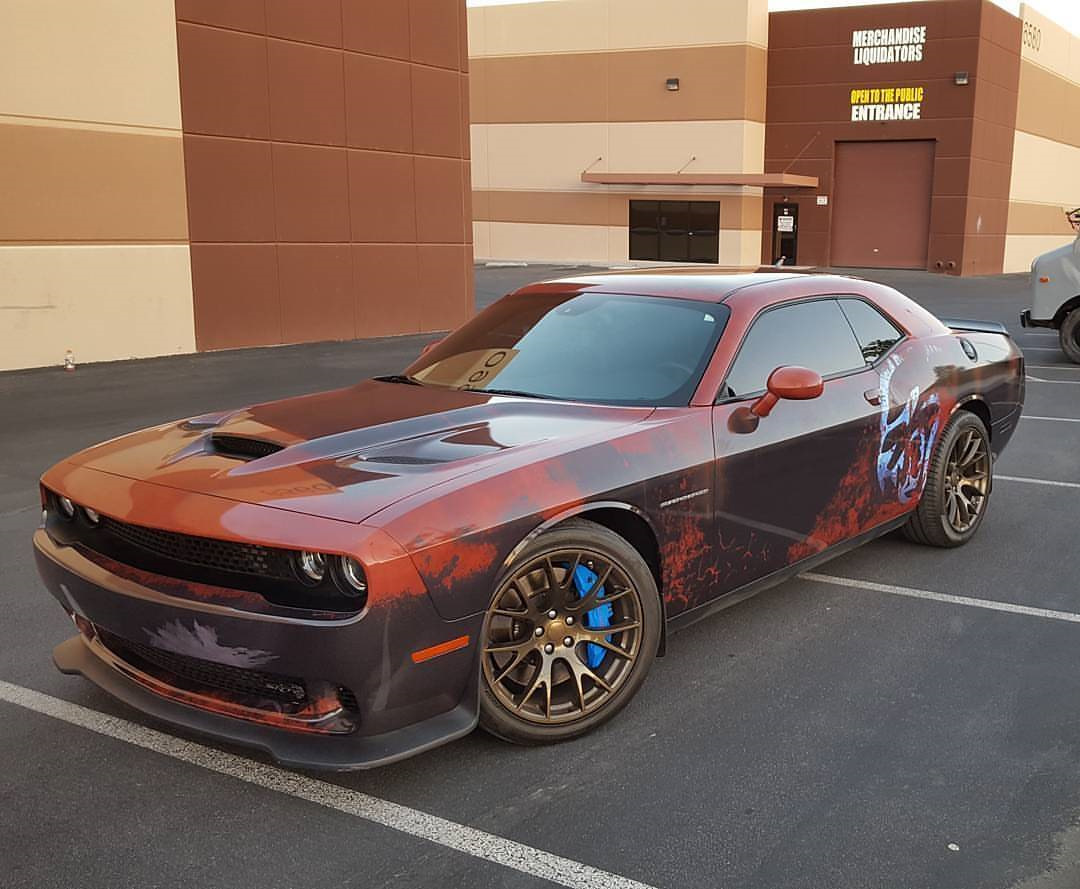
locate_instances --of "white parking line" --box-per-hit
[997,474,1080,489]
[1026,375,1080,384]
[1022,415,1080,423]
[1027,365,1080,372]
[801,573,1080,625]
[0,680,657,889]
[1022,346,1065,352]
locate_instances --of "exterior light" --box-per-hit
[83,507,101,526]
[57,496,76,520]
[297,551,327,583]
[337,557,368,597]
[665,77,680,91]
[954,71,969,85]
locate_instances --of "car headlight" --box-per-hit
[83,507,101,526]
[337,557,368,597]
[57,495,76,521]
[296,550,327,583]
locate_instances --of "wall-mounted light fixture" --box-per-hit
[665,77,680,91]
[954,71,970,85]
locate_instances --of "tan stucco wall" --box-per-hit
[1004,4,1080,273]
[468,0,768,266]
[0,0,194,371]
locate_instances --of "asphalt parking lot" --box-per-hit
[2,264,1079,889]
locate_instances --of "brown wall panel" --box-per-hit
[179,1,473,350]
[342,1,410,60]
[267,38,347,145]
[266,0,343,47]
[278,244,354,342]
[271,143,350,242]
[345,54,414,152]
[190,244,282,351]
[353,243,422,336]
[176,0,265,33]
[0,123,188,242]
[411,0,464,70]
[418,244,472,332]
[415,156,467,243]
[177,24,270,139]
[471,45,767,124]
[412,66,466,157]
[347,151,418,243]
[183,135,275,242]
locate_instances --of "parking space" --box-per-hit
[3,265,1080,889]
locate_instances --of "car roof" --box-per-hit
[511,269,876,305]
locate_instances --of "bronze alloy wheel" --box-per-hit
[943,426,990,533]
[904,410,993,548]
[482,548,644,726]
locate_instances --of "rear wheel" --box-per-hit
[1060,308,1080,364]
[478,519,660,745]
[903,411,992,547]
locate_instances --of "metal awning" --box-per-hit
[580,171,819,188]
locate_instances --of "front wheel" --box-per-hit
[903,411,992,547]
[1060,307,1080,364]
[478,519,661,745]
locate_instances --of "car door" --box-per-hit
[709,298,883,592]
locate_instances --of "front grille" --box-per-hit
[209,434,284,461]
[100,629,309,705]
[99,516,295,581]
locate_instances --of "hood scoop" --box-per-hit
[208,434,285,461]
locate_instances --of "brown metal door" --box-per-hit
[831,140,935,269]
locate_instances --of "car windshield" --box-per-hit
[403,291,729,406]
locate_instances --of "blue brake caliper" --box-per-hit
[572,564,613,669]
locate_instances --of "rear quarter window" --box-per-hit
[838,298,905,363]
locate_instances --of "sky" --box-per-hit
[465,0,1080,38]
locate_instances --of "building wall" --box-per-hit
[1003,3,1080,273]
[764,0,1021,276]
[175,0,474,350]
[469,0,768,267]
[0,0,195,372]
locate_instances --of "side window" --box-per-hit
[838,298,905,363]
[722,299,866,398]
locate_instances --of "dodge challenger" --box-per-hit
[34,272,1025,768]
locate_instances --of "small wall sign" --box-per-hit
[816,195,829,206]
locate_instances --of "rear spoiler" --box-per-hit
[939,317,1010,336]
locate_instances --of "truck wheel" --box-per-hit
[1061,308,1080,364]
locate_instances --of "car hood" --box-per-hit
[67,379,653,523]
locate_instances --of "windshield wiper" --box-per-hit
[462,386,554,400]
[374,374,423,386]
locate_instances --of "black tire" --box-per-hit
[903,410,992,547]
[478,518,661,745]
[1060,307,1080,365]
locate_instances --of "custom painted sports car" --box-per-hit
[35,272,1024,769]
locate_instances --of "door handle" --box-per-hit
[863,388,882,406]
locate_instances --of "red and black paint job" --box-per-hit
[33,272,1024,768]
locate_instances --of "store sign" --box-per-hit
[850,85,924,121]
[852,26,926,65]
[776,215,795,233]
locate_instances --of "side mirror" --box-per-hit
[750,366,824,418]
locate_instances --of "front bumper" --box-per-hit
[1020,309,1055,329]
[35,529,482,770]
